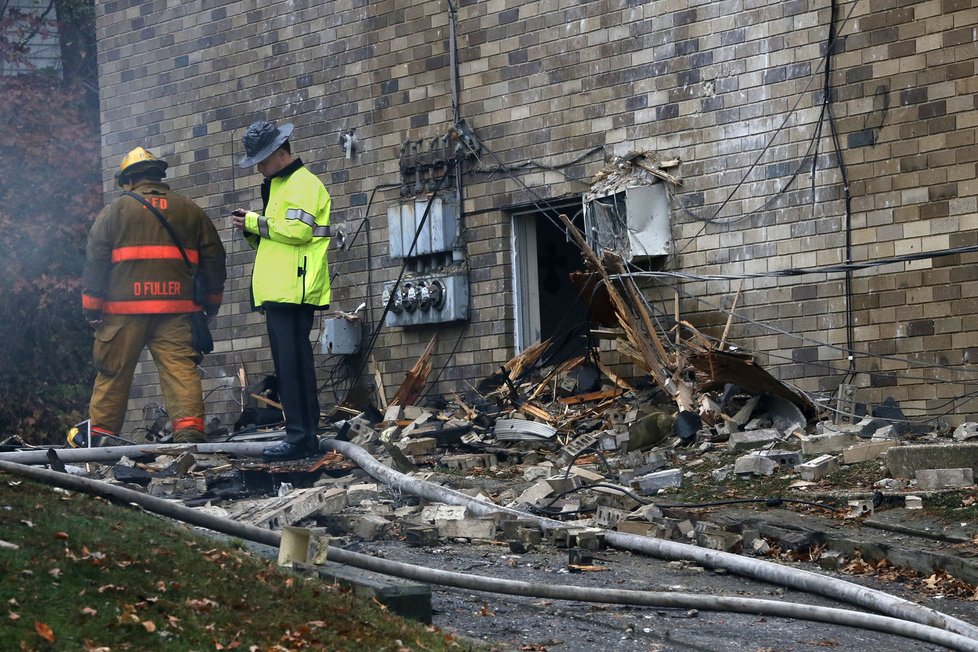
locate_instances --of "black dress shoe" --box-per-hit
[260,439,318,462]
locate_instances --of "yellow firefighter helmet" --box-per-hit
[116,147,168,187]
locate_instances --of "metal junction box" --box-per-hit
[382,272,468,327]
[319,317,362,355]
[387,193,459,258]
[583,184,670,261]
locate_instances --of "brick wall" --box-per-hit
[94,0,978,434]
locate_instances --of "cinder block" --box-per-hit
[397,437,437,456]
[760,449,803,467]
[887,444,978,479]
[632,468,682,495]
[727,429,780,452]
[510,480,554,507]
[801,433,859,456]
[796,454,839,481]
[346,483,380,506]
[353,514,390,540]
[842,440,898,464]
[734,453,778,476]
[437,517,496,540]
[915,468,975,490]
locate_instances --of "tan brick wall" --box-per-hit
[95,0,978,434]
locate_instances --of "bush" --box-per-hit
[0,76,101,443]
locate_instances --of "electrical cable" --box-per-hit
[2,458,976,651]
[670,0,862,254]
[561,446,614,479]
[653,275,978,381]
[346,168,456,397]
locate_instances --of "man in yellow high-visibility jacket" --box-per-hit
[231,120,331,462]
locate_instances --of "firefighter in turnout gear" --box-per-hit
[76,147,227,446]
[231,120,331,462]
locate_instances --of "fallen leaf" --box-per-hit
[81,607,98,617]
[478,603,495,617]
[9,611,19,621]
[35,621,55,642]
[82,640,111,652]
[141,620,156,633]
[48,568,63,578]
[20,520,33,528]
[54,532,69,540]
[186,598,218,612]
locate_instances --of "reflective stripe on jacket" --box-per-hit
[244,163,331,307]
[83,181,227,317]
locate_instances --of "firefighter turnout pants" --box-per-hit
[89,313,205,440]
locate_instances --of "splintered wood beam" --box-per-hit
[391,334,438,406]
[603,252,672,365]
[557,388,625,405]
[529,354,586,400]
[595,358,634,391]
[521,402,556,423]
[370,354,388,411]
[557,213,665,386]
[719,281,744,351]
[503,338,551,380]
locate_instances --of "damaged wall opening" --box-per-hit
[511,201,588,360]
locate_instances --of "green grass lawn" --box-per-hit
[0,471,476,651]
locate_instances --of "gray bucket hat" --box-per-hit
[238,120,294,168]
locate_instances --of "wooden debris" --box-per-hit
[557,388,625,406]
[520,402,556,423]
[371,354,388,410]
[559,212,694,411]
[503,338,550,380]
[391,334,438,407]
[250,393,283,411]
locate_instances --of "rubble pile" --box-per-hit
[42,343,978,588]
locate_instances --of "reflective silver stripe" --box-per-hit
[286,208,317,228]
[312,225,331,238]
[258,215,270,238]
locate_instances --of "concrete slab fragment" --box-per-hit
[842,440,898,465]
[801,432,859,456]
[727,428,780,452]
[886,443,978,479]
[315,564,432,623]
[915,468,975,490]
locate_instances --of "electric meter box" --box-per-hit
[319,318,361,355]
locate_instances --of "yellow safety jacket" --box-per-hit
[83,181,227,318]
[244,159,331,307]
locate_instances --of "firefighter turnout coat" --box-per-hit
[243,158,331,307]
[83,181,226,318]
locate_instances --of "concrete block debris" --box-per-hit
[632,468,682,495]
[842,440,898,465]
[801,432,859,456]
[915,468,975,491]
[759,449,802,467]
[734,453,778,476]
[727,428,779,452]
[796,454,839,481]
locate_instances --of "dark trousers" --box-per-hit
[264,303,320,444]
